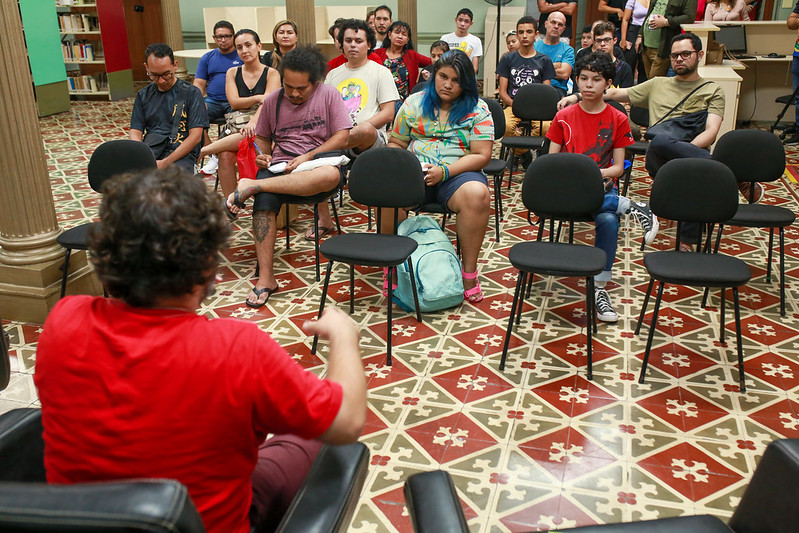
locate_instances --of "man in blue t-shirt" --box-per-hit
[193,20,241,122]
[534,12,575,97]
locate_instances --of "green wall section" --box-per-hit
[20,0,67,86]
[178,0,528,38]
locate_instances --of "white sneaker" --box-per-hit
[200,154,218,176]
[594,288,619,323]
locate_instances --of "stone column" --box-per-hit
[0,0,100,322]
[398,0,418,49]
[287,0,316,45]
[160,0,188,80]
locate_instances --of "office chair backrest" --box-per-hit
[522,153,605,217]
[481,97,505,141]
[511,83,560,123]
[348,148,425,209]
[88,140,158,193]
[712,129,785,184]
[650,158,738,223]
[630,106,649,127]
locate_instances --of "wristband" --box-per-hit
[576,93,582,102]
[440,164,450,181]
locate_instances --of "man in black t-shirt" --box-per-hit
[538,0,577,40]
[592,22,633,88]
[130,43,209,173]
[498,16,557,154]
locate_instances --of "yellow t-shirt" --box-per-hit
[626,76,725,126]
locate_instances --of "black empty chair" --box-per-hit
[634,158,751,391]
[500,153,607,377]
[56,140,157,298]
[500,83,560,189]
[482,97,507,242]
[710,129,794,316]
[311,148,424,366]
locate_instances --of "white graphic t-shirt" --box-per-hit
[440,32,483,60]
[324,61,399,130]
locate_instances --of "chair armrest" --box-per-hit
[0,480,206,532]
[0,408,45,482]
[276,441,369,533]
[404,470,469,533]
[729,439,799,533]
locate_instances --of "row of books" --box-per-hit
[55,0,94,6]
[58,14,98,33]
[67,73,108,93]
[62,40,100,62]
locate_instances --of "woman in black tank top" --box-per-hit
[200,29,280,196]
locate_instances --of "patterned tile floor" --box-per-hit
[3,99,799,532]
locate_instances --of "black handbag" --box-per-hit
[644,82,712,142]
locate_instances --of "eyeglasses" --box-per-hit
[214,34,234,40]
[670,50,696,60]
[146,70,175,82]
[594,37,614,44]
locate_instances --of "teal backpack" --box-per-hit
[394,215,464,313]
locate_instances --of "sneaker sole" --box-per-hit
[596,313,619,323]
[644,216,660,246]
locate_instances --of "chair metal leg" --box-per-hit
[59,248,72,299]
[634,278,655,335]
[407,258,422,323]
[493,175,502,243]
[349,265,355,315]
[313,205,321,282]
[500,271,524,371]
[701,286,711,309]
[766,227,775,283]
[330,196,342,234]
[639,281,665,384]
[719,288,726,344]
[285,203,291,250]
[733,287,747,392]
[516,272,528,325]
[585,277,594,380]
[525,271,534,299]
[386,266,394,366]
[780,227,786,316]
[507,153,515,189]
[367,207,372,231]
[311,261,334,354]
[621,154,633,197]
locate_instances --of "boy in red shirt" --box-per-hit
[547,52,658,323]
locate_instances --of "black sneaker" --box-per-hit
[629,201,659,248]
[784,133,799,145]
[594,288,619,323]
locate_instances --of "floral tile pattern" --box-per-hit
[3,100,799,532]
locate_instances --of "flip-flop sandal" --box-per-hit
[224,190,247,221]
[304,225,335,241]
[245,286,276,308]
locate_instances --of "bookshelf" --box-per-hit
[56,0,133,100]
[19,0,70,116]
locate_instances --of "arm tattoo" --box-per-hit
[253,211,272,243]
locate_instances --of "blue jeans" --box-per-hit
[594,189,629,283]
[204,97,231,122]
[792,55,799,127]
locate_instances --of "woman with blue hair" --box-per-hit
[387,50,494,303]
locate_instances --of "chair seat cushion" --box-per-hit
[418,203,448,214]
[56,222,96,250]
[484,158,507,176]
[501,136,545,150]
[727,204,796,227]
[557,515,732,532]
[625,140,648,156]
[644,251,751,287]
[320,234,417,267]
[508,242,606,277]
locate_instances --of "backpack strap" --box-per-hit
[271,88,301,158]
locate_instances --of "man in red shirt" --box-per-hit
[34,166,366,533]
[547,52,658,323]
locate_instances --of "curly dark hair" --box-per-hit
[337,18,376,53]
[144,42,173,63]
[88,167,231,307]
[279,45,327,84]
[574,51,616,83]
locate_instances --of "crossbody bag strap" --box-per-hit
[270,88,301,158]
[169,81,189,143]
[648,81,713,128]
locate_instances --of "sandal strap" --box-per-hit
[461,268,478,280]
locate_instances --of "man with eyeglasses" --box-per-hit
[194,21,242,176]
[558,33,726,252]
[130,43,208,173]
[591,21,633,88]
